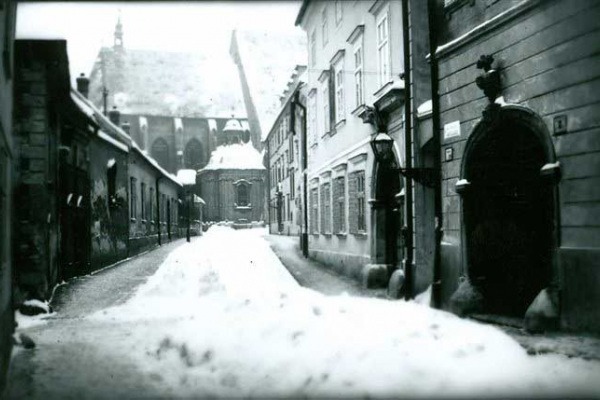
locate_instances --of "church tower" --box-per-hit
[114,13,124,50]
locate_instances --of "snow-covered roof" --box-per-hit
[201,143,265,171]
[231,29,307,140]
[176,169,198,186]
[223,119,244,132]
[88,47,246,118]
[71,88,181,187]
[417,100,432,118]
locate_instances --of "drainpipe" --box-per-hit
[402,0,414,300]
[156,176,162,246]
[266,140,272,234]
[427,0,443,309]
[292,88,309,258]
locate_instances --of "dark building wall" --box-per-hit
[199,169,265,223]
[0,1,16,393]
[89,138,128,270]
[12,43,62,301]
[434,0,600,330]
[128,149,182,256]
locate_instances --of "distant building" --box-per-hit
[265,66,308,238]
[87,17,251,175]
[198,119,266,224]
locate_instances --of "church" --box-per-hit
[87,16,266,223]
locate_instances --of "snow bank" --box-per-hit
[90,226,600,398]
[176,169,197,185]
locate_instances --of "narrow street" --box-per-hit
[7,227,600,399]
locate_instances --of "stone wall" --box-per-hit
[435,0,600,330]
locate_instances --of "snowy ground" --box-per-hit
[10,226,600,398]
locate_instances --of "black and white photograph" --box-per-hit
[1,0,600,398]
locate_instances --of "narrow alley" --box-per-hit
[7,227,600,399]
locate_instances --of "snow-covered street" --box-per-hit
[8,227,600,399]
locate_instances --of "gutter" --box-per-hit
[427,0,443,309]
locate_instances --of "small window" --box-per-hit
[237,184,249,207]
[321,7,329,46]
[335,0,342,25]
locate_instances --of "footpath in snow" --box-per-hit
[86,226,600,398]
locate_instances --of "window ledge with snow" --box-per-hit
[335,119,346,130]
[235,205,252,210]
[335,232,347,238]
[352,231,368,238]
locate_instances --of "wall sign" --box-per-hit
[553,115,567,135]
[444,120,461,140]
[445,147,454,161]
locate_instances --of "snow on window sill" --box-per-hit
[335,119,346,130]
[352,231,368,238]
[335,232,347,238]
[130,217,136,222]
[235,206,252,210]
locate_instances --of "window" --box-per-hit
[310,187,319,234]
[321,79,330,134]
[376,10,391,87]
[308,91,318,146]
[289,134,294,163]
[161,194,166,222]
[130,177,137,219]
[107,161,117,207]
[287,194,291,221]
[334,59,345,123]
[354,43,364,107]
[335,0,342,25]
[349,171,366,233]
[149,187,155,222]
[237,184,249,206]
[321,7,328,46]
[310,30,316,66]
[320,183,331,234]
[333,176,346,233]
[290,172,295,199]
[141,182,146,220]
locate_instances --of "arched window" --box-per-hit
[184,139,204,170]
[237,184,249,207]
[151,138,169,170]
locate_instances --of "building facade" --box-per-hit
[421,0,600,332]
[198,120,266,224]
[0,0,16,392]
[13,40,185,310]
[296,0,409,286]
[265,66,307,237]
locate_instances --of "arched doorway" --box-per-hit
[184,139,204,170]
[372,157,402,272]
[462,107,557,317]
[151,138,169,171]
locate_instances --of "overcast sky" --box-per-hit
[16,1,303,84]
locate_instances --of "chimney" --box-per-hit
[121,122,131,135]
[76,73,90,98]
[108,106,120,126]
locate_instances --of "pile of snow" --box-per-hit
[89,226,600,398]
[202,143,265,171]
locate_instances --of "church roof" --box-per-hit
[202,143,265,171]
[88,46,246,119]
[230,29,306,140]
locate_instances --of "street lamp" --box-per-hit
[370,132,395,164]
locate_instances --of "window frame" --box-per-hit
[376,9,391,88]
[334,58,345,124]
[353,41,364,108]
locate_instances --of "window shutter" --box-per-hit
[348,173,358,234]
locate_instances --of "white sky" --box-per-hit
[16,1,303,84]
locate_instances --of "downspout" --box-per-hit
[156,176,162,246]
[427,0,443,309]
[292,88,309,258]
[266,140,272,234]
[402,0,414,300]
